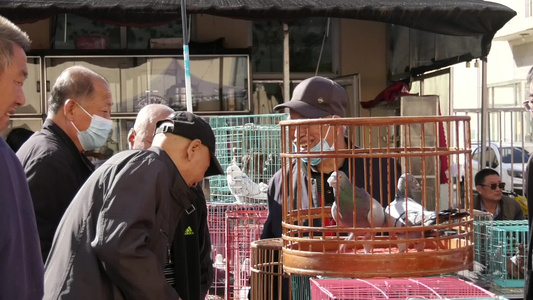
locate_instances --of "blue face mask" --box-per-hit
[71,102,113,151]
[294,126,334,166]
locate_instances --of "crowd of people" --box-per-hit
[1,12,532,300]
[0,15,222,300]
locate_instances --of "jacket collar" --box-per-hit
[42,119,95,171]
[149,146,195,212]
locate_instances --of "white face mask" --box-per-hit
[71,102,112,151]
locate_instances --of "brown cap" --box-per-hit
[274,76,348,118]
[155,111,223,177]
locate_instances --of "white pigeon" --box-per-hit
[226,163,268,203]
[385,173,469,252]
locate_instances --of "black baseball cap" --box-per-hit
[274,76,348,118]
[155,111,223,177]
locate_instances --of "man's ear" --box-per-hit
[186,139,203,161]
[127,129,136,149]
[63,99,76,121]
[475,185,482,195]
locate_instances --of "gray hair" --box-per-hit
[0,15,31,74]
[48,65,108,116]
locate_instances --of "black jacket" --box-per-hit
[44,147,194,299]
[17,119,94,261]
[260,156,399,300]
[172,186,214,300]
[473,194,525,221]
[261,157,399,239]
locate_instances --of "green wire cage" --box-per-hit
[207,113,288,204]
[473,219,528,296]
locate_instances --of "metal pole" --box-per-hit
[480,59,488,167]
[283,22,290,103]
[181,0,193,112]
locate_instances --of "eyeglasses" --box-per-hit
[480,182,505,190]
[523,100,533,112]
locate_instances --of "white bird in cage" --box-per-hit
[385,173,469,253]
[241,257,251,278]
[327,170,386,254]
[226,163,268,203]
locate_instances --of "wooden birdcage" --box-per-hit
[279,116,474,278]
[250,238,285,300]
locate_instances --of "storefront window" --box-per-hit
[53,14,121,49]
[252,18,333,73]
[53,14,183,50]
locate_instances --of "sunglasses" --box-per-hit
[523,100,533,112]
[480,182,505,190]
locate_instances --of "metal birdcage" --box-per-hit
[208,113,288,204]
[207,203,267,299]
[472,219,528,296]
[309,277,501,300]
[488,221,528,294]
[225,210,268,300]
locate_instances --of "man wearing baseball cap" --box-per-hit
[260,77,399,299]
[44,111,222,299]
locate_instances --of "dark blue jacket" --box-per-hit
[0,138,44,299]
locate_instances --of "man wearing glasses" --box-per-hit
[474,168,525,220]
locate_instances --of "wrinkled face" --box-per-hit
[290,111,332,151]
[0,44,27,130]
[72,78,113,132]
[189,143,211,187]
[477,174,503,202]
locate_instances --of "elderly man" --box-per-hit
[0,15,43,299]
[474,168,525,220]
[260,76,399,300]
[44,111,223,299]
[17,65,113,261]
[128,104,214,299]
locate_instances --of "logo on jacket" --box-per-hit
[185,226,194,236]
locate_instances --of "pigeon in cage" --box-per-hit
[327,170,386,253]
[385,173,469,252]
[226,163,268,203]
[507,243,526,279]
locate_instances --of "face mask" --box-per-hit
[294,126,334,166]
[71,102,113,151]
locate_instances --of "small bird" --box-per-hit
[226,163,268,203]
[507,243,526,279]
[327,170,385,253]
[385,173,469,252]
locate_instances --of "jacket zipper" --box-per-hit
[160,229,172,264]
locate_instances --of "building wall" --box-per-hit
[339,19,387,115]
[194,15,251,48]
[17,19,50,50]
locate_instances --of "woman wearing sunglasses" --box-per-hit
[474,168,526,221]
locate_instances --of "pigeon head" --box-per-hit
[397,173,421,199]
[327,171,338,188]
[226,163,242,176]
